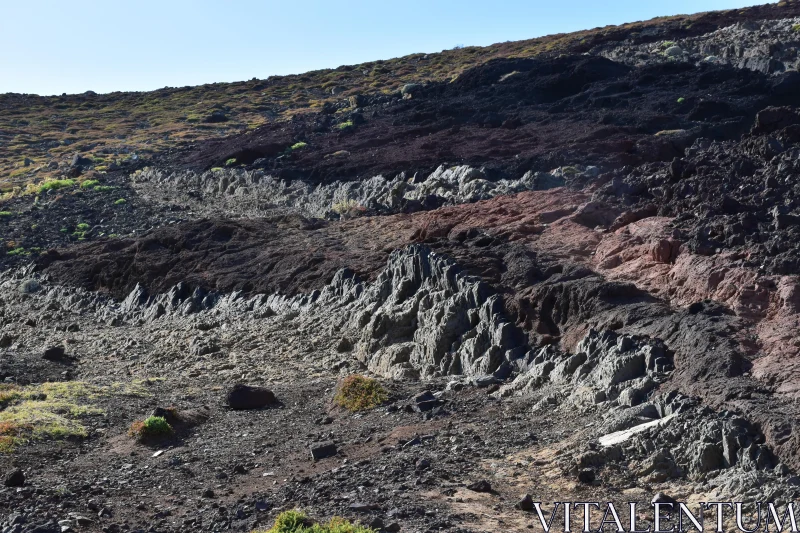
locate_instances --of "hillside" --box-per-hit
[3,2,800,532]
[2,1,799,193]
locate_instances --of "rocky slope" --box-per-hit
[4,3,800,532]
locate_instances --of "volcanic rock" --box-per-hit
[225,384,276,409]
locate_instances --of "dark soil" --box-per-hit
[171,57,800,185]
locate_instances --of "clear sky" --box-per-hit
[0,0,767,96]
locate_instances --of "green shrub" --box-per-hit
[677,97,686,104]
[793,24,800,32]
[128,415,173,442]
[93,185,114,192]
[256,510,375,533]
[337,121,354,130]
[6,247,28,257]
[80,179,100,189]
[76,223,90,231]
[0,211,12,217]
[291,142,308,150]
[38,179,75,194]
[225,158,237,166]
[114,198,126,205]
[333,375,388,412]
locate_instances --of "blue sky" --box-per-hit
[1,0,765,96]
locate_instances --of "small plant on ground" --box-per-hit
[794,24,800,32]
[255,510,375,533]
[0,211,12,217]
[291,142,308,150]
[114,198,126,205]
[128,415,173,442]
[333,375,388,412]
[331,198,367,218]
[337,120,354,130]
[92,185,114,192]
[677,97,686,104]
[72,222,91,240]
[80,179,100,189]
[225,157,237,166]
[37,179,75,194]
[6,247,28,257]
[0,381,106,452]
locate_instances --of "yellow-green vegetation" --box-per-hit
[225,157,237,166]
[331,198,366,218]
[793,23,800,31]
[0,382,102,452]
[337,120,354,130]
[114,198,127,205]
[6,247,28,256]
[0,379,159,453]
[677,97,686,104]
[80,179,100,189]
[128,415,173,442]
[291,142,308,150]
[37,179,75,194]
[333,375,388,412]
[0,211,12,217]
[72,222,90,240]
[254,510,375,533]
[93,185,114,192]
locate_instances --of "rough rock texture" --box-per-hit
[599,17,800,74]
[132,164,584,219]
[8,5,800,530]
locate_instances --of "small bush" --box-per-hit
[677,97,686,104]
[0,385,22,406]
[114,198,126,205]
[0,211,12,217]
[331,198,367,219]
[76,223,90,231]
[225,158,237,166]
[256,510,375,533]
[93,185,114,192]
[291,142,308,150]
[38,179,75,194]
[129,415,173,442]
[793,24,800,32]
[334,375,388,412]
[80,179,100,189]
[6,247,28,257]
[337,120,354,130]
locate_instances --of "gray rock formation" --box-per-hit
[131,164,596,219]
[597,18,800,74]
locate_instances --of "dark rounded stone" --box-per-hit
[226,384,276,410]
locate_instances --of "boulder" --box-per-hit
[226,384,276,409]
[310,441,337,461]
[4,468,25,487]
[466,479,492,493]
[42,345,67,362]
[516,494,535,512]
